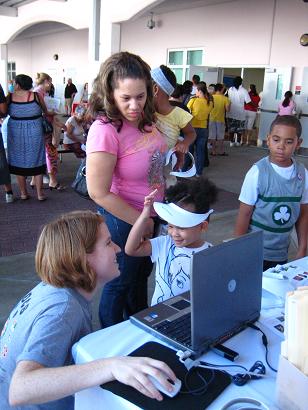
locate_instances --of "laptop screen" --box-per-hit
[191,231,263,350]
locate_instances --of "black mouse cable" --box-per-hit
[247,323,278,372]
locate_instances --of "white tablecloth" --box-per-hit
[72,257,308,409]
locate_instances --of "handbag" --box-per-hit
[42,116,53,134]
[71,158,90,199]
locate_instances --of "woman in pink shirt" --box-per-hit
[86,52,167,328]
[278,91,296,116]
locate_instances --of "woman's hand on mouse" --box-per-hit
[108,356,176,401]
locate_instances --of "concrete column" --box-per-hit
[0,44,8,92]
[89,0,101,62]
[87,0,121,93]
[87,0,105,93]
[99,22,121,62]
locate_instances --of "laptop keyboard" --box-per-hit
[153,313,192,347]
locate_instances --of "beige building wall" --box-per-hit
[8,28,89,100]
[120,0,308,92]
[121,0,274,67]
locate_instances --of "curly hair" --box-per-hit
[88,51,155,132]
[35,211,104,292]
[165,177,218,215]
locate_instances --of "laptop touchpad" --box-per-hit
[170,299,190,310]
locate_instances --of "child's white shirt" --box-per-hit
[150,235,212,306]
[239,162,308,205]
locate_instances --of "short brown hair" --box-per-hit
[35,211,103,292]
[270,115,302,138]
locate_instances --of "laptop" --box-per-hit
[130,231,263,358]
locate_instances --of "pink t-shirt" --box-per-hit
[33,85,53,123]
[86,119,167,211]
[278,100,296,116]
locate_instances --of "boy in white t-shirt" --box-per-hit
[125,177,217,305]
[235,115,308,270]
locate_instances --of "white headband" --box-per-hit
[151,67,175,96]
[165,149,196,178]
[153,202,214,228]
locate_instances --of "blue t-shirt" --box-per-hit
[0,282,92,410]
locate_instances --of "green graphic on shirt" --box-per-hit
[272,205,291,226]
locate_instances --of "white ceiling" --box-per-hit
[0,0,66,17]
[14,21,73,40]
[132,0,237,21]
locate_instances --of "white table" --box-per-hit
[72,257,308,410]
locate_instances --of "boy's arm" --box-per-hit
[125,191,157,257]
[234,202,254,236]
[295,203,308,259]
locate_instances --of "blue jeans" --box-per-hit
[189,128,208,175]
[98,208,153,328]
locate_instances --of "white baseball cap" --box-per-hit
[153,202,213,228]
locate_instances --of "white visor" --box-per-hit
[165,149,196,178]
[153,202,213,228]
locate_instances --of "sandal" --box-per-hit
[49,183,66,191]
[21,194,30,200]
[38,195,47,201]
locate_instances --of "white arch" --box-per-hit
[0,0,89,44]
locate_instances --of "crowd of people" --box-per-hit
[0,51,307,409]
[0,75,91,202]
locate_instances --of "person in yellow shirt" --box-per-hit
[187,82,213,175]
[208,83,230,156]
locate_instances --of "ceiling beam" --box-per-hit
[0,5,18,17]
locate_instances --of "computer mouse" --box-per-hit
[148,375,182,398]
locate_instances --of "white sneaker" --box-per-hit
[230,142,235,147]
[43,175,49,184]
[5,193,14,203]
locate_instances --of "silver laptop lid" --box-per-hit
[191,231,263,350]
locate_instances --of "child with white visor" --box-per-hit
[151,65,196,173]
[125,177,217,305]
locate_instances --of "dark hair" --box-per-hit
[14,74,33,91]
[182,80,193,94]
[171,84,184,99]
[160,65,177,88]
[197,82,213,105]
[269,115,302,138]
[165,177,218,215]
[250,84,258,96]
[214,83,224,92]
[233,76,242,89]
[282,91,293,108]
[88,51,155,132]
[192,74,200,84]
